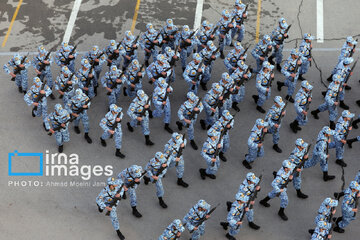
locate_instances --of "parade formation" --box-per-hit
[3,0,360,239]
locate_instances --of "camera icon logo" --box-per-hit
[8,150,43,176]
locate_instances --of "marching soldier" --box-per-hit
[183,200,211,240]
[55,42,77,72]
[199,40,220,90]
[224,41,247,74]
[196,20,216,53]
[120,31,139,70]
[199,83,224,130]
[163,46,179,82]
[218,72,235,114]
[176,25,198,71]
[308,197,338,235]
[140,23,163,66]
[76,59,96,99]
[311,221,332,239]
[146,54,172,85]
[216,10,235,59]
[298,33,314,80]
[123,59,145,98]
[183,52,205,94]
[230,0,248,43]
[104,39,124,69]
[101,65,126,107]
[160,19,178,51]
[230,60,251,112]
[251,34,273,73]
[4,53,30,94]
[54,66,78,105]
[268,18,290,71]
[99,104,125,158]
[158,219,185,240]
[83,45,106,93]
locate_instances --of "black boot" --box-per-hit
[122,192,127,199]
[123,87,127,97]
[296,189,308,199]
[200,119,206,130]
[145,135,154,146]
[356,100,360,107]
[290,120,298,133]
[248,222,260,230]
[74,126,80,134]
[308,229,314,235]
[145,60,149,67]
[330,121,335,130]
[58,145,63,153]
[219,152,227,162]
[226,201,232,212]
[311,109,320,119]
[127,122,134,132]
[242,159,252,169]
[190,140,198,150]
[18,86,23,93]
[334,191,344,199]
[277,81,284,91]
[220,51,225,59]
[148,109,153,118]
[164,123,174,134]
[298,74,305,80]
[143,176,150,185]
[199,168,206,180]
[115,149,125,158]
[252,95,259,104]
[158,197,168,208]
[49,93,56,100]
[132,206,142,218]
[94,86,98,96]
[327,74,333,82]
[321,91,326,97]
[345,85,351,90]
[335,159,347,167]
[285,95,294,103]
[256,106,265,114]
[100,137,107,147]
[333,226,345,233]
[225,233,236,240]
[339,101,349,110]
[278,207,288,221]
[232,102,240,112]
[177,178,189,188]
[116,230,125,240]
[182,67,186,72]
[176,121,183,130]
[31,109,36,117]
[229,41,234,47]
[220,221,229,230]
[276,64,282,72]
[43,123,48,131]
[352,118,360,129]
[272,171,277,179]
[260,196,271,207]
[323,171,336,181]
[200,81,207,91]
[273,144,282,153]
[97,204,103,212]
[84,133,92,144]
[268,55,275,65]
[347,137,358,148]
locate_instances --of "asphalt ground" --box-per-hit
[1,0,360,239]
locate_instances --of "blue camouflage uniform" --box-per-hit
[331,37,357,75]
[255,61,274,107]
[200,41,220,85]
[160,19,178,51]
[117,165,143,208]
[54,66,78,106]
[127,90,151,135]
[120,31,139,69]
[311,221,331,240]
[265,96,286,145]
[293,81,313,126]
[227,193,249,237]
[24,77,52,124]
[269,18,289,65]
[163,46,180,82]
[237,173,260,223]
[231,1,248,42]
[146,54,172,85]
[231,60,251,105]
[4,53,30,92]
[218,72,235,114]
[289,139,308,190]
[216,10,234,54]
[55,42,78,72]
[176,25,198,69]
[164,133,187,179]
[140,23,163,64]
[280,49,302,98]
[153,78,173,124]
[337,181,360,229]
[32,45,53,89]
[183,53,205,94]
[224,41,247,74]
[251,35,273,73]
[244,119,268,165]
[330,57,353,102]
[299,33,314,76]
[201,129,223,176]
[208,110,234,154]
[76,59,96,99]
[47,104,71,146]
[158,219,185,240]
[196,20,215,53]
[100,104,123,150]
[101,65,125,106]
[145,152,168,198]
[202,83,224,127]
[183,200,211,240]
[83,45,106,82]
[124,59,145,98]
[66,89,91,133]
[314,198,338,226]
[104,40,124,68]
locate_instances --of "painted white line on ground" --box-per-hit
[316,0,324,43]
[63,0,82,43]
[193,0,204,30]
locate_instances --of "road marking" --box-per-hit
[2,0,23,47]
[63,0,82,43]
[316,0,324,43]
[193,0,204,30]
[131,0,141,32]
[255,0,262,43]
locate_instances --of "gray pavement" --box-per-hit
[1,0,360,239]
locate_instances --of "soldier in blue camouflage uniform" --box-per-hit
[163,46,180,82]
[183,52,205,94]
[311,75,342,129]
[224,41,247,74]
[96,177,126,240]
[32,45,55,99]
[83,45,106,94]
[117,165,144,218]
[298,33,314,80]
[277,49,302,103]
[268,18,290,71]
[199,128,224,179]
[101,65,125,107]
[199,40,220,90]
[308,197,338,235]
[251,35,273,73]
[196,20,216,53]
[289,80,313,133]
[66,89,92,144]
[183,200,211,240]
[329,110,354,167]
[153,77,174,133]
[265,96,286,153]
[146,54,172,85]
[99,104,125,158]
[230,60,251,112]
[176,92,204,150]
[216,10,235,59]
[126,90,154,146]
[348,115,360,148]
[4,53,30,94]
[76,59,96,99]
[143,152,169,208]
[55,42,77,72]
[220,192,249,240]
[123,59,145,98]
[46,104,71,152]
[218,72,235,115]
[304,126,336,181]
[54,66,78,106]
[311,221,331,240]
[164,132,188,187]
[104,40,124,69]
[199,83,224,130]
[334,181,360,233]
[252,61,275,113]
[140,23,163,66]
[158,219,185,240]
[24,77,52,129]
[120,31,139,70]
[230,1,248,43]
[260,159,295,221]
[242,118,268,169]
[175,25,198,71]
[160,19,178,51]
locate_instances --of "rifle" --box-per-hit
[303,89,312,120]
[90,51,105,66]
[32,79,47,112]
[335,82,343,103]
[221,15,236,36]
[128,35,140,56]
[11,53,29,81]
[180,29,198,48]
[257,128,267,153]
[208,26,218,41]
[234,4,248,27]
[264,70,274,97]
[149,66,173,84]
[48,117,71,136]
[277,100,288,126]
[207,46,221,65]
[37,51,52,77]
[211,119,233,166]
[62,72,75,93]
[161,75,173,110]
[146,31,162,51]
[131,64,145,90]
[169,45,179,66]
[289,59,301,82]
[354,193,359,217]
[152,155,171,183]
[186,97,202,128]
[278,24,292,44]
[107,42,122,67]
[233,68,251,94]
[343,57,359,84]
[343,117,354,144]
[259,46,272,64]
[160,30,178,47]
[189,203,220,233]
[110,111,122,137]
[107,72,125,96]
[293,144,311,177]
[175,134,186,166]
[249,174,262,210]
[84,64,96,95]
[210,87,226,116]
[221,82,237,106]
[191,59,205,90]
[105,183,125,216]
[69,98,91,122]
[62,44,78,65]
[137,94,152,125]
[349,39,358,58]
